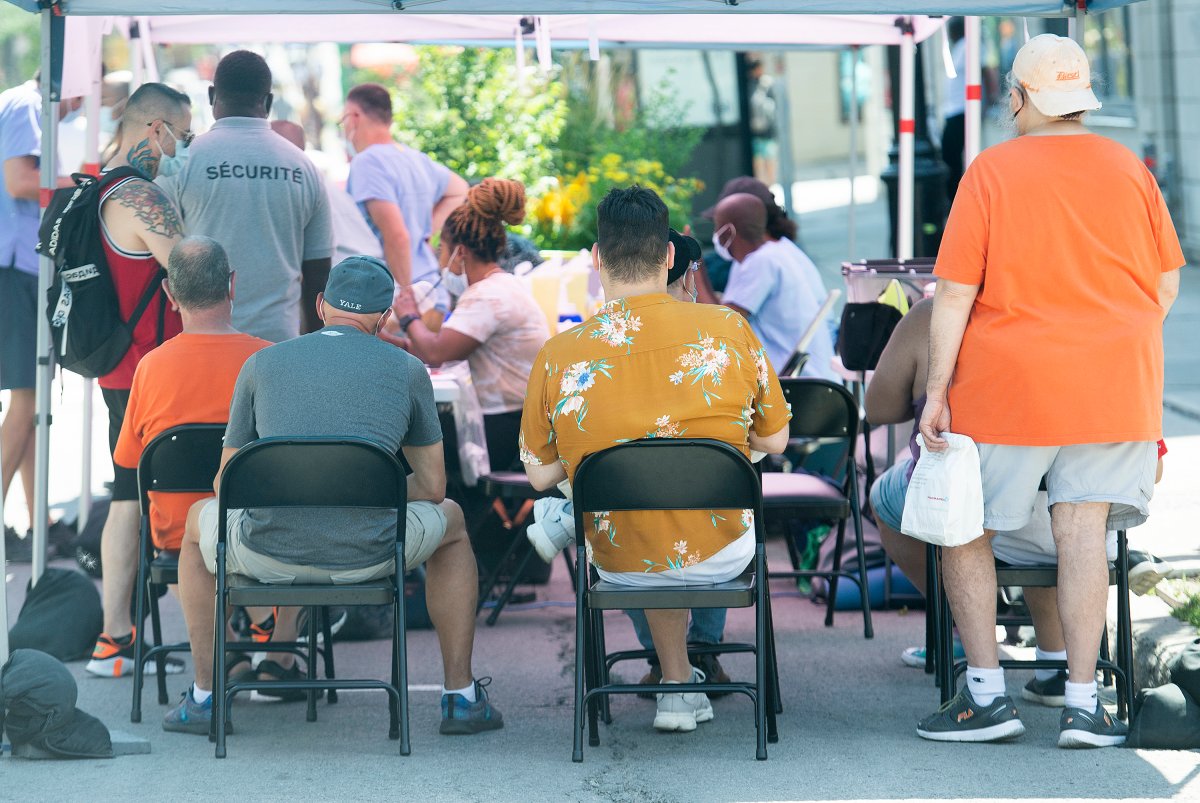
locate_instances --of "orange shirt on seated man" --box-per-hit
[87,236,268,680]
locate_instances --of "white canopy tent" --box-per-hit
[0,0,1142,662]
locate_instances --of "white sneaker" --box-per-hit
[526,498,574,563]
[653,668,714,733]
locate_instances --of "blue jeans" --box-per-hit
[625,608,727,656]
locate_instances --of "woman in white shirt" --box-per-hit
[387,178,549,470]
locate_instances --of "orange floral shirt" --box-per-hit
[520,293,791,574]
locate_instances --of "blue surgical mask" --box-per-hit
[441,267,468,298]
[157,137,189,178]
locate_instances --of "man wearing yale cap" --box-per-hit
[169,254,503,737]
[917,34,1183,747]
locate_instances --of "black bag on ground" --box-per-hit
[72,494,109,578]
[1125,682,1200,749]
[837,302,903,372]
[0,649,112,759]
[328,568,433,640]
[1170,638,1200,703]
[38,168,166,378]
[8,568,103,662]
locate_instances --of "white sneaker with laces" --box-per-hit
[653,668,714,733]
[526,497,575,563]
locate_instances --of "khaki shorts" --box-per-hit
[978,441,1157,532]
[197,498,447,584]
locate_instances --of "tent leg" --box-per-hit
[964,17,982,170]
[77,77,103,533]
[897,18,915,260]
[0,397,8,667]
[33,8,62,586]
[847,45,859,261]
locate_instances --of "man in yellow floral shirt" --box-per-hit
[521,187,791,733]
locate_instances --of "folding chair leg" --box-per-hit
[848,475,874,639]
[320,607,337,705]
[765,589,783,715]
[149,581,169,705]
[486,541,537,627]
[782,519,803,571]
[131,546,150,723]
[1116,530,1134,720]
[388,630,400,741]
[214,546,228,759]
[395,550,411,757]
[572,546,587,763]
[755,548,768,761]
[925,547,937,677]
[824,519,848,628]
[586,609,601,748]
[306,608,318,722]
[937,548,956,704]
[594,610,612,725]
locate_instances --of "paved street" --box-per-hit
[4,550,1200,802]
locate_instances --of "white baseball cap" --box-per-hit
[1012,34,1102,117]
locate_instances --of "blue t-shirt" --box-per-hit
[722,239,837,381]
[347,143,450,287]
[0,82,42,275]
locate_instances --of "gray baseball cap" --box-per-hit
[324,255,394,315]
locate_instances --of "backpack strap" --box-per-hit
[125,267,168,334]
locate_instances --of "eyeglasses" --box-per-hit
[148,120,195,147]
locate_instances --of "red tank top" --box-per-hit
[97,172,183,390]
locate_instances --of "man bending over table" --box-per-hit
[168,255,502,737]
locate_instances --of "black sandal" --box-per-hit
[254,658,323,702]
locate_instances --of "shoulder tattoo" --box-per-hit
[111,179,183,239]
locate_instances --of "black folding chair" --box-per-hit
[929,531,1135,719]
[764,379,873,638]
[131,424,225,723]
[475,471,570,626]
[213,437,410,758]
[571,439,779,762]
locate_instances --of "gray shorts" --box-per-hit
[869,457,1117,565]
[197,498,447,584]
[0,267,38,391]
[978,442,1158,532]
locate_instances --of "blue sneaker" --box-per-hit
[440,678,504,735]
[162,686,232,736]
[901,640,965,668]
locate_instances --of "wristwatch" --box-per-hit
[397,313,420,332]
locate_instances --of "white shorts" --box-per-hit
[595,528,755,587]
[978,441,1157,532]
[197,498,447,584]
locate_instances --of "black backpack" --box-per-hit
[37,168,166,378]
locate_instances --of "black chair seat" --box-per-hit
[994,562,1119,587]
[589,574,755,610]
[226,574,395,607]
[761,472,849,517]
[149,551,180,585]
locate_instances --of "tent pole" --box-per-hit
[848,46,859,261]
[897,18,915,260]
[0,397,8,666]
[1069,0,1086,45]
[77,78,104,534]
[964,17,982,168]
[33,9,61,587]
[772,55,795,218]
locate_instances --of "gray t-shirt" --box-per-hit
[160,117,333,343]
[347,143,450,286]
[223,325,443,569]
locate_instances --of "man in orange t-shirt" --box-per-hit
[87,236,270,679]
[917,35,1184,748]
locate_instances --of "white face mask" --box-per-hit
[712,224,735,262]
[156,126,190,178]
[440,247,468,297]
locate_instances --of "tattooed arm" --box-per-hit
[101,177,184,267]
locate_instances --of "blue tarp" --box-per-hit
[0,0,1145,17]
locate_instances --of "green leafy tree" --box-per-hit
[0,7,40,88]
[392,46,567,185]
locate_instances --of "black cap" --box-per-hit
[667,228,701,285]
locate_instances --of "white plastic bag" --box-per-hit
[900,432,985,547]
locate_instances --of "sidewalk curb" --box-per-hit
[1109,593,1198,692]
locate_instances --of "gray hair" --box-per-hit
[166,236,231,310]
[1005,70,1088,122]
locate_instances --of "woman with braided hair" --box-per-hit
[386,177,550,470]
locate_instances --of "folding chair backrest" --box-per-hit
[137,424,227,514]
[573,439,762,536]
[780,378,859,442]
[219,437,406,512]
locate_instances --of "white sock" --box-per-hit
[443,682,477,703]
[1064,680,1098,711]
[191,684,212,704]
[965,666,1006,706]
[1034,647,1067,681]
